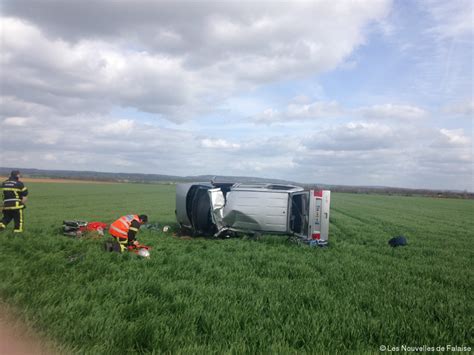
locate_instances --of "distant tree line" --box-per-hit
[1,167,472,199]
[305,184,473,199]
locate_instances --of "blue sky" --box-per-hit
[1,0,472,190]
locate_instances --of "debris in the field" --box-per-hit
[142,222,161,231]
[62,220,107,238]
[388,236,408,247]
[67,253,85,263]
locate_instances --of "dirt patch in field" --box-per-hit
[0,176,119,184]
[0,304,62,355]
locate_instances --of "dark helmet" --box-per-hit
[10,170,21,180]
[139,214,148,223]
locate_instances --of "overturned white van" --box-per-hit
[175,182,330,245]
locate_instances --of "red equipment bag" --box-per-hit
[127,242,151,253]
[78,221,108,236]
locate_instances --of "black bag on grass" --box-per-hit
[62,220,88,237]
[388,236,407,247]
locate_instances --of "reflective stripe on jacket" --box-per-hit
[1,179,28,210]
[109,214,139,239]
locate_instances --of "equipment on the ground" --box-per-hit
[128,242,151,258]
[103,238,151,257]
[137,248,150,258]
[62,220,108,237]
[62,220,88,236]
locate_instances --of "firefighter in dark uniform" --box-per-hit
[0,170,28,233]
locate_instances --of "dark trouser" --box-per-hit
[0,208,24,233]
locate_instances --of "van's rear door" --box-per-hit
[289,191,309,237]
[289,190,330,243]
[308,190,331,245]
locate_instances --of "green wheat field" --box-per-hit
[0,182,472,353]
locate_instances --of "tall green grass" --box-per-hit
[0,183,472,353]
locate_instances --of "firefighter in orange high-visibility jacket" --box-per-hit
[109,214,148,252]
[0,170,28,234]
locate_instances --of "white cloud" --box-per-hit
[98,119,135,135]
[255,108,282,123]
[254,102,428,124]
[233,157,297,173]
[201,139,240,150]
[1,1,391,121]
[44,154,58,161]
[0,96,54,119]
[424,0,474,40]
[437,129,471,147]
[287,101,342,120]
[442,99,474,116]
[34,129,62,145]
[1,1,472,191]
[357,104,428,120]
[1,112,472,190]
[110,157,135,167]
[2,17,200,120]
[255,101,343,124]
[304,122,397,151]
[3,116,34,126]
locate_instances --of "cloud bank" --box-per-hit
[1,0,472,190]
